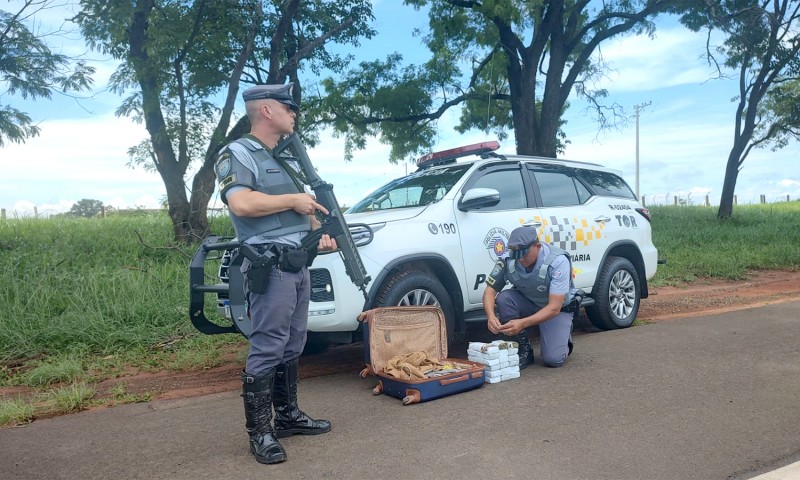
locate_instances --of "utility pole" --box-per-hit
[633,101,651,200]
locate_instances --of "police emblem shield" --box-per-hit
[216,153,232,178]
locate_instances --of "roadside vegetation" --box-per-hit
[1,203,799,425]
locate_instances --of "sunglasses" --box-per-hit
[508,241,538,252]
[508,241,538,259]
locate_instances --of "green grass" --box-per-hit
[0,397,35,425]
[22,356,86,387]
[648,202,800,285]
[0,203,798,426]
[39,382,97,414]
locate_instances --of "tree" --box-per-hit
[0,0,95,147]
[76,0,375,243]
[679,0,800,219]
[322,0,675,161]
[70,198,104,217]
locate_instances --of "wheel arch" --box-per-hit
[365,253,465,333]
[592,241,649,299]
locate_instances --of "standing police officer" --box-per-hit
[482,226,577,369]
[215,83,336,465]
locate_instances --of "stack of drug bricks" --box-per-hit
[467,340,521,383]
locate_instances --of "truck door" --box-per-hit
[454,162,541,306]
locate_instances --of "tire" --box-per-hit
[586,256,641,330]
[373,270,456,343]
[301,332,330,356]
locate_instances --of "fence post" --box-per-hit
[674,195,678,206]
[0,208,4,220]
[705,195,710,207]
[734,195,737,205]
[641,196,646,207]
[34,206,39,218]
[760,194,766,204]
[787,194,791,202]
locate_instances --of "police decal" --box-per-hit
[483,227,510,261]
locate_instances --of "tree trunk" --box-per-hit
[717,141,746,219]
[161,169,192,242]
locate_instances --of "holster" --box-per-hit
[247,250,277,295]
[561,289,585,313]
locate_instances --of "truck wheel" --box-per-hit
[301,332,330,356]
[586,256,641,330]
[374,270,456,343]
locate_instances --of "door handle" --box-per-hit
[594,216,611,223]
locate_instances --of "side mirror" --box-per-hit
[458,188,501,211]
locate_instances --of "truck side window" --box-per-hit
[470,169,527,211]
[532,170,589,207]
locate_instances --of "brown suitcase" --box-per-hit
[358,306,485,405]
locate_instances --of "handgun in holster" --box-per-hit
[562,289,585,314]
[239,244,277,295]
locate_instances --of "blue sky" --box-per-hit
[3,1,798,216]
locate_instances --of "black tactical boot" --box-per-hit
[273,359,331,438]
[516,331,534,369]
[242,369,286,464]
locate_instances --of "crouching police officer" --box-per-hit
[482,226,579,368]
[215,82,336,465]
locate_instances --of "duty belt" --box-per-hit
[250,243,309,273]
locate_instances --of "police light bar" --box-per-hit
[416,141,501,169]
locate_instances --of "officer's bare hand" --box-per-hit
[487,314,502,334]
[498,319,525,336]
[318,234,337,252]
[292,193,329,216]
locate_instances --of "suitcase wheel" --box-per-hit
[402,389,421,405]
[372,381,383,395]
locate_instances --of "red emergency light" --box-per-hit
[416,141,501,169]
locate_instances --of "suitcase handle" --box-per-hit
[439,374,469,386]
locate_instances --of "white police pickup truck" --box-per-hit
[190,141,661,351]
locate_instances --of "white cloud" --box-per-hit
[2,115,161,215]
[590,27,727,92]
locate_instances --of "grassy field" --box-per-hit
[1,202,799,425]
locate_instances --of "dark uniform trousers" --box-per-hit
[496,289,572,368]
[241,255,311,375]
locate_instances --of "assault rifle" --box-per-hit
[274,133,372,300]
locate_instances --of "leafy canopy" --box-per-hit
[0,1,94,147]
[69,198,104,218]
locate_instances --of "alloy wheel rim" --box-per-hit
[398,289,440,307]
[609,270,636,320]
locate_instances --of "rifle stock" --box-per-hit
[274,134,371,299]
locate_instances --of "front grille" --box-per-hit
[310,268,334,302]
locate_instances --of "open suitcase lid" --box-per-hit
[359,306,448,374]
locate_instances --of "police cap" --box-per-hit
[508,226,539,249]
[242,82,299,111]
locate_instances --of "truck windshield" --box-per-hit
[348,164,471,213]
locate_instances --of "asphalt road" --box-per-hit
[2,302,799,480]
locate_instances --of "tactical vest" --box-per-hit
[225,138,310,243]
[506,244,574,307]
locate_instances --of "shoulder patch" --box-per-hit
[219,174,237,191]
[490,260,504,277]
[551,268,563,279]
[216,153,232,178]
